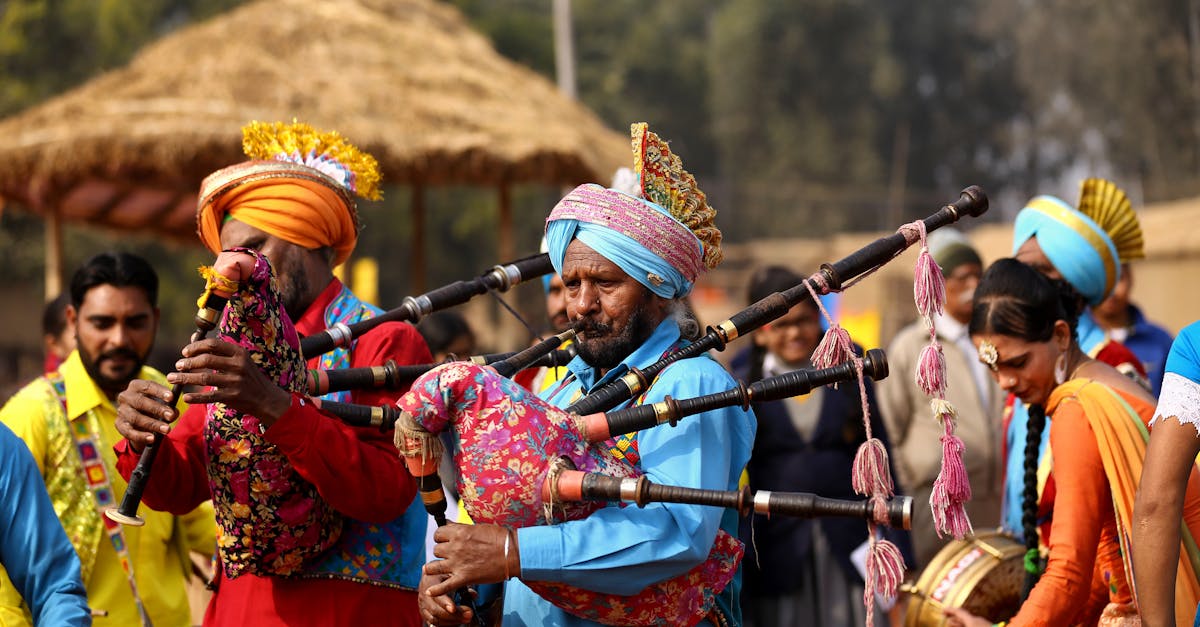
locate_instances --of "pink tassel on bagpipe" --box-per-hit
[811,324,854,370]
[913,244,946,322]
[852,438,894,498]
[803,278,855,371]
[849,361,906,627]
[805,263,907,627]
[929,399,973,538]
[863,526,906,626]
[915,340,947,398]
[907,220,973,541]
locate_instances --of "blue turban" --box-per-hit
[1012,195,1120,306]
[545,185,703,299]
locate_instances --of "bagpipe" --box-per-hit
[391,348,888,626]
[299,252,554,358]
[305,336,577,397]
[545,469,913,530]
[390,186,989,626]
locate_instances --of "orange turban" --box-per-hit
[197,162,359,267]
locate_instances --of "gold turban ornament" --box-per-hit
[196,121,383,267]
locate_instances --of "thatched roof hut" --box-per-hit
[0,0,628,293]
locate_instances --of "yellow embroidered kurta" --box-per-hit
[0,352,215,626]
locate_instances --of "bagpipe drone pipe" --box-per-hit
[305,334,578,398]
[299,253,555,358]
[543,469,912,531]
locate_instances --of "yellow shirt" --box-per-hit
[0,351,215,627]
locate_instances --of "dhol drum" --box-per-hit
[901,530,1024,626]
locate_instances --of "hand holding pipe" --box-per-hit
[106,254,250,526]
[579,348,888,442]
[306,345,577,396]
[300,253,554,358]
[566,186,987,416]
[546,468,912,530]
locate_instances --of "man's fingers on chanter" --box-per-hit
[426,577,458,599]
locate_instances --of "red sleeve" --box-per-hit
[114,403,212,515]
[263,320,432,523]
[1012,401,1112,626]
[1095,340,1148,377]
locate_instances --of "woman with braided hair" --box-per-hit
[944,258,1200,626]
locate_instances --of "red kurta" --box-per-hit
[115,279,432,626]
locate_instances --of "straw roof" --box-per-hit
[0,0,629,240]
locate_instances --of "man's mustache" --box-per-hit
[577,318,612,337]
[99,348,139,363]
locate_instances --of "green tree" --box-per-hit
[983,0,1200,202]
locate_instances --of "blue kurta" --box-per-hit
[0,422,91,625]
[503,318,756,626]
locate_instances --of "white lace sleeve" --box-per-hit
[1152,372,1200,435]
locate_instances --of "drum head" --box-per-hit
[902,531,1024,626]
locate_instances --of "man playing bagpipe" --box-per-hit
[414,123,756,627]
[113,121,434,626]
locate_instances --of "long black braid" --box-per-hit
[1021,403,1048,599]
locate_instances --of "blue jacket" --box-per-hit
[1119,304,1175,396]
[0,422,90,625]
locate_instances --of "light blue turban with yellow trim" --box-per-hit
[545,186,703,300]
[1012,195,1121,306]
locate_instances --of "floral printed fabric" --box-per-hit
[204,248,344,577]
[396,361,742,626]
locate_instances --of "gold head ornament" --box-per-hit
[978,339,999,371]
[1076,178,1143,263]
[242,120,383,201]
[631,123,723,270]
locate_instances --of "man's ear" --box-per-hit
[64,304,78,328]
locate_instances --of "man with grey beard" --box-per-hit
[417,123,755,627]
[877,228,1003,569]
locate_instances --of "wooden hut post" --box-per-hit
[410,184,427,294]
[496,183,521,350]
[498,183,514,264]
[45,205,63,300]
